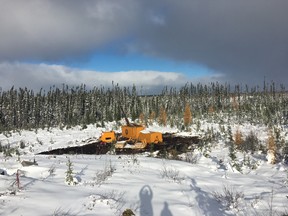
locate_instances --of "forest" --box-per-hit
[0,82,287,133]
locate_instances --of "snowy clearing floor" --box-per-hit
[0,153,288,216]
[0,124,288,215]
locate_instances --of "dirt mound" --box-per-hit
[38,133,200,155]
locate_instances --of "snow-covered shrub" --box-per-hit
[2,144,18,157]
[183,152,200,164]
[242,154,259,170]
[212,185,244,211]
[48,164,56,177]
[196,120,201,132]
[227,142,244,173]
[267,150,276,164]
[85,190,126,214]
[52,207,75,216]
[160,162,184,184]
[81,124,87,130]
[169,149,180,160]
[124,154,140,166]
[197,136,212,158]
[93,160,116,186]
[130,154,140,165]
[49,138,55,144]
[3,131,12,138]
[36,137,43,145]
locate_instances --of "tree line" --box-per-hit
[0,82,287,132]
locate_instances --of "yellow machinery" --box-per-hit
[121,124,144,140]
[99,123,163,151]
[99,105,163,151]
[138,131,163,144]
[100,131,116,143]
[114,124,163,150]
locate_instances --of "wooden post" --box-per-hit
[16,169,20,189]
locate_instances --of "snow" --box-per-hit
[0,122,288,216]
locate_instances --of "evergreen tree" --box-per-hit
[65,158,74,185]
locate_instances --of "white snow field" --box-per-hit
[0,123,288,216]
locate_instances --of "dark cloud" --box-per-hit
[134,0,288,86]
[0,0,138,61]
[0,0,287,87]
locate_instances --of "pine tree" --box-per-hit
[227,125,233,142]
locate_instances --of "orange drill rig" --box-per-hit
[100,105,163,152]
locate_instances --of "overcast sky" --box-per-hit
[0,0,287,92]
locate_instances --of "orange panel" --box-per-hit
[138,132,163,144]
[100,131,116,143]
[122,125,145,139]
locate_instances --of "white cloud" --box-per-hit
[0,62,222,93]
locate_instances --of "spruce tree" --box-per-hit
[65,158,74,185]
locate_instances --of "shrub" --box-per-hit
[86,190,126,214]
[52,207,75,216]
[183,103,192,130]
[267,130,276,164]
[19,140,26,149]
[158,107,167,126]
[138,113,145,125]
[149,111,156,125]
[160,162,184,184]
[241,131,259,153]
[212,185,244,210]
[228,142,237,161]
[93,160,116,186]
[234,129,243,147]
[36,138,43,145]
[168,149,180,160]
[122,209,135,216]
[267,130,276,152]
[3,144,16,157]
[81,124,87,130]
[184,152,200,164]
[48,164,56,177]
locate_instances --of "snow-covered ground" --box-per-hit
[0,123,288,216]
